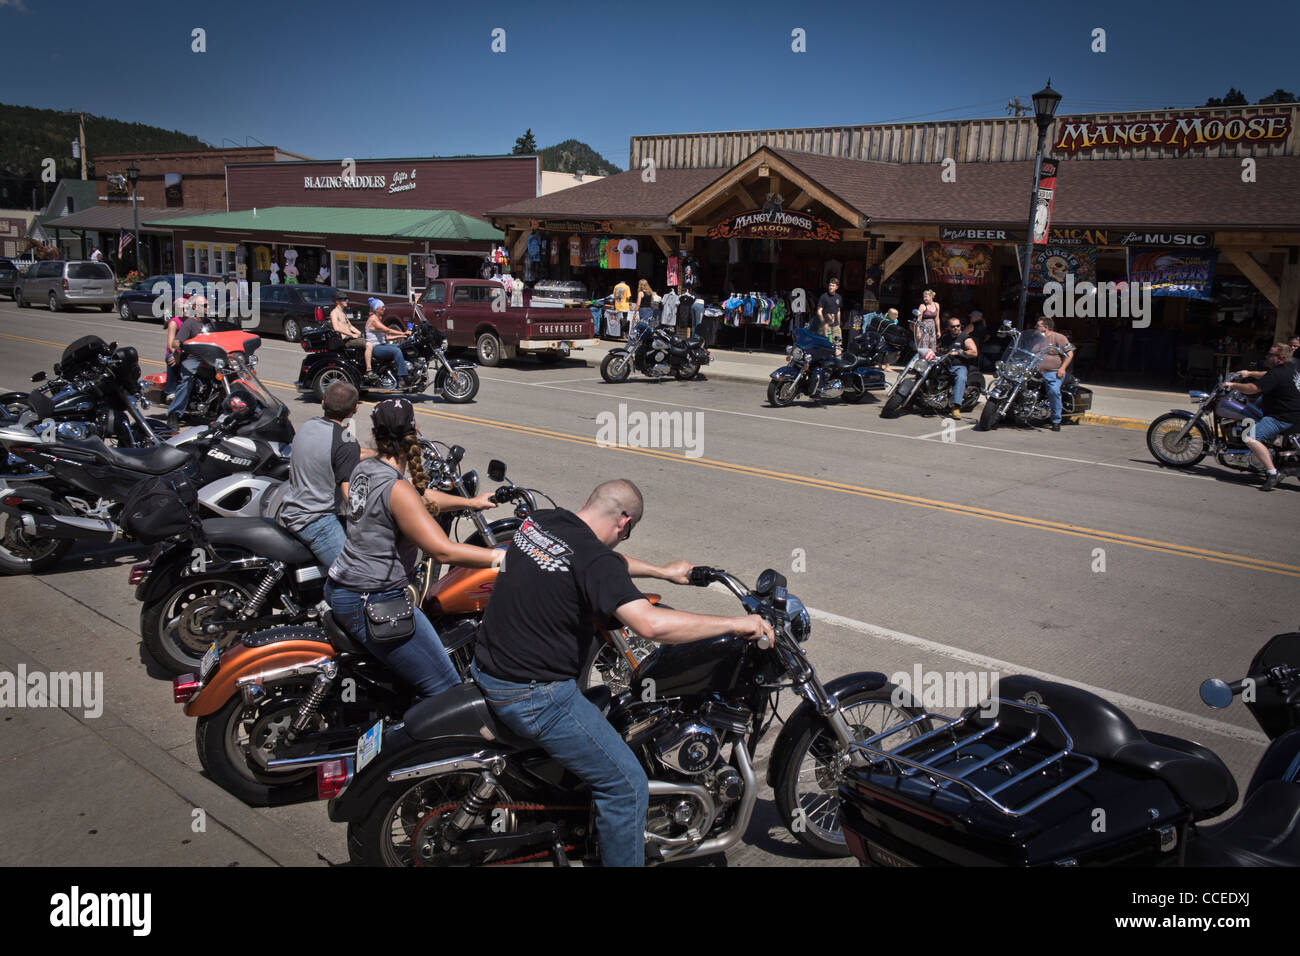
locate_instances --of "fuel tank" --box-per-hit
[630,633,748,700]
[423,564,498,616]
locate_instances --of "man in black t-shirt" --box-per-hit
[1226,343,1300,491]
[816,277,843,351]
[936,316,979,419]
[472,479,773,866]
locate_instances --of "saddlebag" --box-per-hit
[1065,386,1093,414]
[120,469,201,542]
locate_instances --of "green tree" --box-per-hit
[1203,88,1249,107]
[1256,88,1298,105]
[512,129,538,155]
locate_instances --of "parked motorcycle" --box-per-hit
[600,319,710,383]
[134,443,521,675]
[837,631,1300,867]
[850,313,911,369]
[1146,376,1300,476]
[879,347,985,419]
[977,324,1092,430]
[325,566,926,866]
[297,306,478,404]
[767,328,887,407]
[139,325,255,427]
[1,335,162,448]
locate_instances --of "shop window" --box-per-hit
[334,254,349,289]
[373,256,389,295]
[183,243,196,273]
[197,245,210,274]
[391,257,408,297]
[351,256,368,291]
[211,246,225,276]
[421,281,445,304]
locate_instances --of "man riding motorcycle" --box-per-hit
[469,478,774,867]
[1225,342,1300,491]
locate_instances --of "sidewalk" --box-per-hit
[694,345,1179,430]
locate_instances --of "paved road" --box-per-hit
[1,300,1296,866]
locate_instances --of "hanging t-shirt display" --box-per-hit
[569,236,582,268]
[598,239,610,269]
[550,239,559,266]
[666,256,678,287]
[607,239,621,270]
[583,237,601,267]
[618,238,638,270]
[527,233,542,262]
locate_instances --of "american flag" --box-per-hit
[117,229,133,257]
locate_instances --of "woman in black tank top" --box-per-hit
[326,399,501,697]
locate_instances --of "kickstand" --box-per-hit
[550,840,571,867]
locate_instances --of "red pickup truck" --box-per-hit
[383,278,596,367]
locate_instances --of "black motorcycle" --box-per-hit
[767,328,887,407]
[978,324,1092,430]
[0,336,162,448]
[837,631,1300,867]
[325,566,926,866]
[600,319,710,383]
[850,314,911,369]
[133,444,525,675]
[297,313,478,404]
[879,347,986,419]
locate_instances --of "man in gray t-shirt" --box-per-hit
[280,382,365,567]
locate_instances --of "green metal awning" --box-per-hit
[144,206,502,241]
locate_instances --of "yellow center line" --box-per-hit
[5,331,1297,579]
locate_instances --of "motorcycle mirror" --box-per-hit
[1199,678,1234,710]
[30,371,46,383]
[487,459,506,482]
[450,444,465,463]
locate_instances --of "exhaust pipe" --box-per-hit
[0,503,118,541]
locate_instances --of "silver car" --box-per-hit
[15,259,117,312]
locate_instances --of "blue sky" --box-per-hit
[1,0,1296,167]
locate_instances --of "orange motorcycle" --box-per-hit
[173,479,657,806]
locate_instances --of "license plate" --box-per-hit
[356,719,383,773]
[198,641,219,683]
[866,840,917,867]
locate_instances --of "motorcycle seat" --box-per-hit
[404,682,536,750]
[685,335,703,348]
[986,677,1237,819]
[67,437,192,475]
[201,516,315,564]
[834,353,861,370]
[321,609,365,656]
[1185,780,1300,866]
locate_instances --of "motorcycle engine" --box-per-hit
[820,378,844,400]
[1219,449,1256,470]
[654,722,721,775]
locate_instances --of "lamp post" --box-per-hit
[126,163,141,275]
[1016,81,1063,329]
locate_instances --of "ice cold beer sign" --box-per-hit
[1053,113,1292,153]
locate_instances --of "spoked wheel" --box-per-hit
[775,686,927,857]
[580,630,657,694]
[348,768,518,867]
[1146,414,1211,468]
[600,352,632,383]
[440,368,479,404]
[767,379,797,407]
[140,576,256,674]
[313,366,356,402]
[0,499,74,575]
[195,686,320,805]
[674,358,701,381]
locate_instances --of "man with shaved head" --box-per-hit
[472,478,773,866]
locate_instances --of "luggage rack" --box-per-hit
[850,698,1099,817]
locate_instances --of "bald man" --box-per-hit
[471,478,772,867]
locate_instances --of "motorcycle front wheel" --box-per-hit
[440,367,479,404]
[978,396,1002,431]
[879,388,906,418]
[195,684,320,806]
[774,685,926,857]
[767,379,797,407]
[1146,414,1211,468]
[600,352,632,383]
[347,760,519,867]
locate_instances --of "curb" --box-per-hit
[1080,413,1149,431]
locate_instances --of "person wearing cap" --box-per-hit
[364,298,411,388]
[329,291,376,382]
[167,295,214,429]
[326,399,501,696]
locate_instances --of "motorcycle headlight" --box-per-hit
[213,358,226,371]
[790,346,804,364]
[247,354,258,367]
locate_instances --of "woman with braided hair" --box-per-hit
[326,399,500,696]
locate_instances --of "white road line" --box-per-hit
[808,605,1269,746]
[913,423,976,440]
[478,375,1212,481]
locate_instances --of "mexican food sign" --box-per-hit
[1053,113,1291,153]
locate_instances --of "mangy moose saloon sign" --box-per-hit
[708,209,842,242]
[1053,112,1292,153]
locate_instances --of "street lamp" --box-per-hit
[126,163,141,275]
[1016,80,1063,329]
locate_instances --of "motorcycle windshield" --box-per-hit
[628,320,651,343]
[793,328,834,351]
[225,355,284,417]
[1002,330,1048,374]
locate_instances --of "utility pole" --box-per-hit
[78,112,87,180]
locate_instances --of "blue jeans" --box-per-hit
[1042,371,1063,423]
[164,358,180,397]
[1253,416,1297,445]
[589,305,603,336]
[168,357,200,416]
[294,514,346,569]
[639,307,654,325]
[951,364,968,408]
[471,661,649,867]
[691,299,705,334]
[372,343,407,377]
[326,580,459,697]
